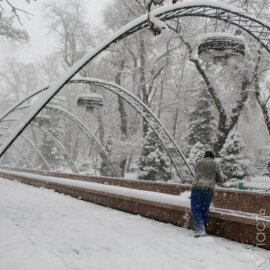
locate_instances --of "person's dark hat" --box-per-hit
[204,150,215,159]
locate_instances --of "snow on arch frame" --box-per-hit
[0,92,120,177]
[0,78,194,181]
[1,0,270,177]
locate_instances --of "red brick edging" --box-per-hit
[1,166,268,215]
[0,168,269,250]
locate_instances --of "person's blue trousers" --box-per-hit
[191,188,213,233]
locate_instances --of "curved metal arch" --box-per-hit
[11,144,33,169]
[0,78,193,180]
[1,118,17,123]
[1,151,20,168]
[31,123,79,173]
[0,118,78,173]
[1,120,79,172]
[0,125,51,170]
[1,0,270,178]
[0,88,47,123]
[1,123,73,172]
[65,78,193,180]
[45,105,121,177]
[20,135,51,170]
[0,96,120,176]
[7,152,19,166]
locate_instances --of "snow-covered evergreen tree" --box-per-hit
[220,131,252,180]
[138,129,170,181]
[183,88,216,155]
[188,142,205,169]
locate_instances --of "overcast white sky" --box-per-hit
[0,0,110,65]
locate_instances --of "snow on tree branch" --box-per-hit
[145,0,179,36]
[0,0,36,41]
[0,14,29,42]
[1,0,35,21]
[148,12,168,36]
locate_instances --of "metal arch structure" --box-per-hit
[2,151,19,167]
[45,105,121,177]
[0,91,120,177]
[2,121,79,173]
[64,78,193,180]
[19,135,52,170]
[11,144,33,169]
[31,123,79,173]
[1,104,121,177]
[0,78,194,180]
[1,121,78,172]
[0,87,47,122]
[0,0,270,178]
[0,150,24,168]
[2,123,77,172]
[0,126,51,170]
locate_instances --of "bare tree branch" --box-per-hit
[5,0,33,26]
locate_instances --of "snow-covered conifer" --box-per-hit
[188,142,205,169]
[100,135,116,176]
[138,129,170,181]
[220,130,252,180]
[183,88,216,155]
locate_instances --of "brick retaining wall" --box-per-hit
[1,166,268,215]
[0,168,269,250]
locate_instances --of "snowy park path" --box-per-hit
[0,178,269,270]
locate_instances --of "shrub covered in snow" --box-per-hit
[187,142,205,169]
[183,88,216,154]
[138,129,170,181]
[220,130,252,180]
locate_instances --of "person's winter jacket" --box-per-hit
[192,157,224,191]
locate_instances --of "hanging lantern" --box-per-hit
[77,94,104,111]
[198,33,245,65]
[33,115,51,126]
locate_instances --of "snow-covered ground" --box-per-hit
[1,178,269,270]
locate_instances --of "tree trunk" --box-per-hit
[191,58,249,155]
[125,153,133,173]
[115,57,128,177]
[138,35,149,135]
[157,78,165,119]
[96,109,105,146]
[254,53,270,136]
[213,77,249,154]
[172,107,179,139]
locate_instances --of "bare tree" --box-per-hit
[0,59,39,101]
[44,0,95,68]
[0,0,37,42]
